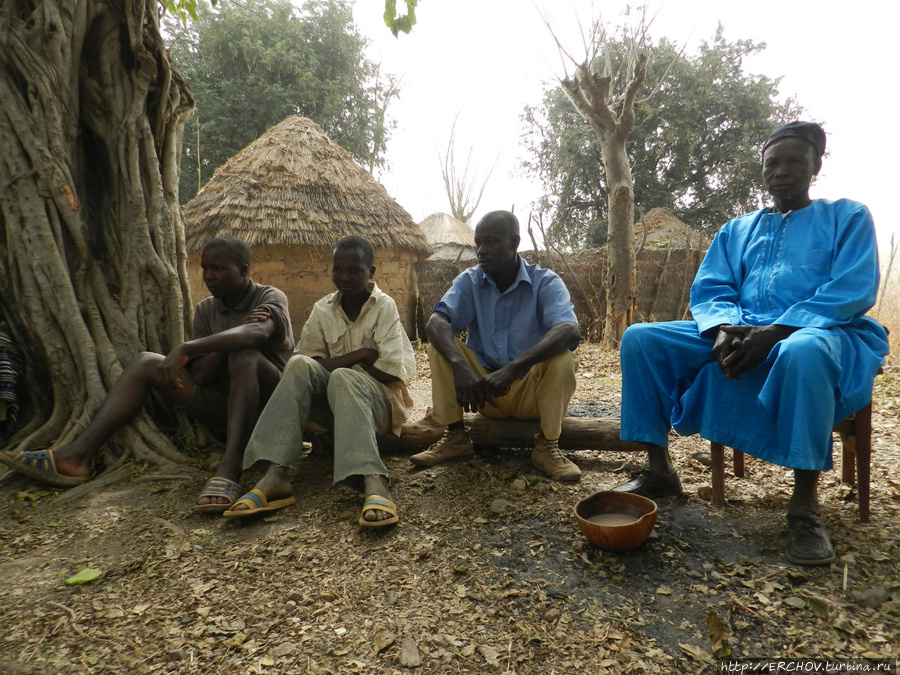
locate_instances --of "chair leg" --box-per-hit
[856,402,872,524]
[839,422,857,486]
[733,450,745,478]
[711,442,725,507]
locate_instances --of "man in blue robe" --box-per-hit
[614,121,889,566]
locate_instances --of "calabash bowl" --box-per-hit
[574,490,658,551]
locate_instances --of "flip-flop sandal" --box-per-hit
[223,488,295,519]
[359,495,398,528]
[0,449,91,487]
[194,476,244,513]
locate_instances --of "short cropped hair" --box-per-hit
[477,210,519,239]
[203,235,252,268]
[334,235,375,267]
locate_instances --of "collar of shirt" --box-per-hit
[477,256,533,294]
[212,280,259,315]
[325,281,381,314]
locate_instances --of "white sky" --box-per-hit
[351,0,899,257]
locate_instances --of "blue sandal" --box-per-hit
[0,449,91,487]
[195,476,243,513]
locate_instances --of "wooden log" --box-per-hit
[389,414,644,452]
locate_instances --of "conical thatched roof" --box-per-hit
[183,116,431,256]
[418,212,475,248]
[634,207,707,248]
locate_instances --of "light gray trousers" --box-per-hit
[242,355,391,483]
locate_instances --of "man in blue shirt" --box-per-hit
[412,210,582,481]
[614,122,889,566]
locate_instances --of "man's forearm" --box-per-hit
[505,321,580,377]
[425,313,470,370]
[183,321,275,357]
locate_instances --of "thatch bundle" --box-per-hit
[634,207,709,249]
[183,116,431,256]
[418,212,476,260]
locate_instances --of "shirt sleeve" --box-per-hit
[297,305,329,359]
[371,297,417,385]
[689,222,745,334]
[774,203,880,328]
[252,287,290,344]
[537,273,578,330]
[432,271,477,335]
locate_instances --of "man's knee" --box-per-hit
[123,351,164,379]
[540,350,577,379]
[326,368,358,397]
[228,347,265,374]
[776,332,836,374]
[283,354,317,378]
[621,322,664,359]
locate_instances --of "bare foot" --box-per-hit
[361,475,395,524]
[228,464,293,512]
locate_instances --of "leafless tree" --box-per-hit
[438,115,498,224]
[541,7,653,345]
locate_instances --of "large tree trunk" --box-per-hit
[561,52,646,347]
[601,139,636,344]
[0,0,194,467]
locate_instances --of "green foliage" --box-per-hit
[521,26,803,250]
[159,0,201,24]
[166,0,398,203]
[383,0,418,36]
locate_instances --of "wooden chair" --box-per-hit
[709,399,875,523]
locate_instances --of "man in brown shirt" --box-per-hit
[1,236,294,511]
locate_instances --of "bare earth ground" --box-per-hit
[0,344,898,675]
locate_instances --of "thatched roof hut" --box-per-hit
[635,207,709,249]
[418,212,476,260]
[183,116,432,337]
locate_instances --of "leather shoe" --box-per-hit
[785,515,835,566]
[611,468,682,499]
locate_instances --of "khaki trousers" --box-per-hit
[242,355,391,483]
[428,342,577,441]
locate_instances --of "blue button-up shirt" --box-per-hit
[434,257,578,371]
[690,199,881,333]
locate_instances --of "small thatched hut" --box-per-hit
[183,116,432,337]
[418,212,476,260]
[634,207,709,249]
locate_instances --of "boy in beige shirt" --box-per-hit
[225,236,416,527]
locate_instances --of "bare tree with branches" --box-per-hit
[541,9,652,345]
[438,115,498,224]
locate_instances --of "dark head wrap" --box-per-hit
[762,121,826,159]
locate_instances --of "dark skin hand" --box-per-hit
[315,348,398,385]
[426,312,580,411]
[714,324,798,380]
